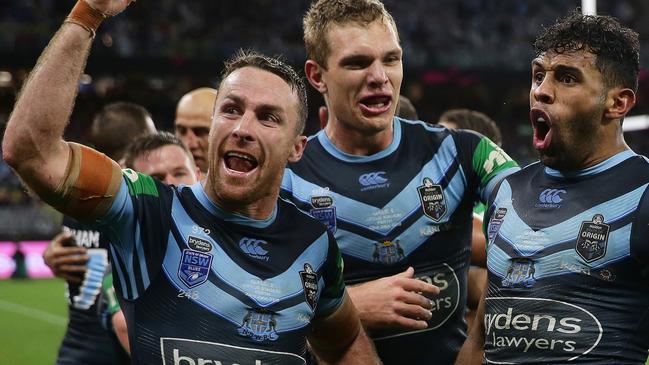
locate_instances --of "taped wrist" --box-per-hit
[65,0,107,38]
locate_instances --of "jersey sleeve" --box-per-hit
[314,231,346,319]
[94,169,174,300]
[466,133,519,203]
[630,183,649,269]
[101,272,121,316]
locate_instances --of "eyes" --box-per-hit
[220,103,281,126]
[341,53,402,70]
[532,71,577,86]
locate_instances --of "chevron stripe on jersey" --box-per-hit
[484,150,649,364]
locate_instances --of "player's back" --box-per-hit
[484,151,649,364]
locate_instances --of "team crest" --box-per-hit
[237,309,279,342]
[487,208,507,245]
[299,263,319,310]
[502,258,536,288]
[576,214,610,263]
[417,178,446,222]
[178,249,213,288]
[372,239,405,265]
[310,195,337,233]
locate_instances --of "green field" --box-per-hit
[0,279,67,365]
[0,279,648,364]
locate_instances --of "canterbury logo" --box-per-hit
[539,188,566,204]
[359,171,388,186]
[239,238,268,258]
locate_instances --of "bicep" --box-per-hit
[42,142,122,222]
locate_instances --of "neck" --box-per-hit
[324,118,394,156]
[202,180,276,221]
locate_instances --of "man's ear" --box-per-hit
[605,87,636,120]
[288,135,308,163]
[305,60,327,94]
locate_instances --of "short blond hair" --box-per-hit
[303,0,399,68]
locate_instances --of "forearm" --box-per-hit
[3,22,93,185]
[455,290,486,364]
[318,327,380,365]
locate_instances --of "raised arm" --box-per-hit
[308,293,381,365]
[2,0,132,219]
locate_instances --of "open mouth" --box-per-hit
[223,151,258,173]
[530,109,553,150]
[359,95,392,115]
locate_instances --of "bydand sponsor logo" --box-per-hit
[160,337,305,365]
[484,297,602,363]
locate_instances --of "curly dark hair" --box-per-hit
[534,9,639,92]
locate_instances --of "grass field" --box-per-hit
[0,279,67,365]
[0,279,648,364]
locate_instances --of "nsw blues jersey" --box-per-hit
[484,150,649,364]
[56,217,130,365]
[281,117,518,364]
[95,171,345,365]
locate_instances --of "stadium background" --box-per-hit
[0,0,648,363]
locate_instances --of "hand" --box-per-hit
[347,267,440,331]
[43,232,88,284]
[84,0,134,17]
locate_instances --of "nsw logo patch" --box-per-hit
[576,214,609,263]
[310,195,337,233]
[299,263,319,310]
[178,249,213,288]
[417,178,446,222]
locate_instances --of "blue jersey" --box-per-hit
[96,172,345,365]
[484,150,649,364]
[56,217,130,365]
[281,118,518,364]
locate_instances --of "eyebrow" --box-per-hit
[532,60,584,77]
[222,94,286,116]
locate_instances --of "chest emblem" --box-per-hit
[237,309,279,342]
[502,258,536,288]
[178,249,213,288]
[576,214,610,263]
[372,239,405,265]
[417,178,446,222]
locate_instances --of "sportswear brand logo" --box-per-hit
[239,238,269,261]
[538,189,566,204]
[358,171,389,191]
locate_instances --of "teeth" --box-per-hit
[226,152,254,161]
[537,117,546,123]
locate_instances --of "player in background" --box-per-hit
[44,101,155,365]
[174,87,217,174]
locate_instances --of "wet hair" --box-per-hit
[220,49,308,135]
[89,102,155,161]
[303,0,399,68]
[439,109,502,146]
[534,10,640,92]
[122,131,193,169]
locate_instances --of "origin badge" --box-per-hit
[299,263,319,310]
[417,177,446,222]
[576,214,610,263]
[178,249,213,288]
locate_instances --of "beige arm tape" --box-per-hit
[50,142,123,220]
